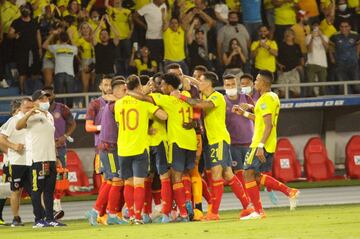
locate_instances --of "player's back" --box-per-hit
[152,92,197,151]
[115,95,159,156]
[251,91,280,153]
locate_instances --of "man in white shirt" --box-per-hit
[134,0,167,65]
[305,22,329,96]
[16,90,66,228]
[0,97,32,227]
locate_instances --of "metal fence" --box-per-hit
[0,80,359,113]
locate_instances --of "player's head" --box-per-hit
[199,71,219,92]
[99,75,113,95]
[99,29,110,43]
[223,74,238,97]
[126,74,142,92]
[166,63,183,77]
[19,97,33,114]
[240,74,254,95]
[151,72,163,93]
[42,86,55,104]
[10,99,21,116]
[111,76,127,99]
[255,70,273,91]
[193,65,208,81]
[139,75,150,86]
[59,32,70,44]
[160,73,181,95]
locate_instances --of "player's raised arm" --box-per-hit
[173,90,214,109]
[153,108,168,121]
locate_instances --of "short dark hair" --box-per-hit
[111,76,126,88]
[194,65,208,72]
[165,63,181,72]
[258,24,269,31]
[162,73,181,89]
[59,32,70,43]
[223,74,236,81]
[100,75,113,85]
[126,75,141,90]
[240,73,254,82]
[203,71,219,86]
[139,75,150,86]
[10,99,21,115]
[258,70,274,83]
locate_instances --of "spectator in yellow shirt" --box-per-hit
[129,45,158,75]
[291,10,311,54]
[250,25,278,74]
[162,9,189,75]
[319,14,337,38]
[272,0,298,43]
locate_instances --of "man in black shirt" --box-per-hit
[187,29,214,72]
[277,28,303,98]
[8,4,42,95]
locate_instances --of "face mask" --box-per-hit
[338,4,347,11]
[225,88,238,96]
[21,9,31,17]
[39,102,50,111]
[241,86,252,95]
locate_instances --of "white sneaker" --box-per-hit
[289,189,300,211]
[240,211,261,220]
[0,79,9,88]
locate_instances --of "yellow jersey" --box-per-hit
[135,0,151,10]
[250,92,280,153]
[76,37,94,59]
[319,19,337,38]
[106,6,131,39]
[274,1,298,25]
[291,23,311,54]
[114,95,160,156]
[0,1,20,34]
[134,59,157,75]
[226,0,240,10]
[251,40,278,72]
[298,0,319,17]
[163,27,186,61]
[152,92,197,151]
[203,91,230,145]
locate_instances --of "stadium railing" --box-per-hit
[0,80,359,114]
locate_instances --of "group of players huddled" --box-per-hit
[84,63,300,225]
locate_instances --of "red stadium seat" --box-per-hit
[65,150,92,196]
[272,138,302,182]
[345,135,360,179]
[304,137,335,181]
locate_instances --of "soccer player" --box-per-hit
[43,86,77,220]
[86,77,127,226]
[223,74,254,191]
[173,71,253,220]
[85,76,113,224]
[232,70,300,220]
[128,73,198,222]
[16,90,66,227]
[115,75,167,224]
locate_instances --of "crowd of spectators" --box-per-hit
[0,0,359,99]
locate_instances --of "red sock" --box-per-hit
[228,176,250,209]
[124,183,134,217]
[107,181,123,214]
[152,190,161,205]
[144,178,153,214]
[205,170,213,189]
[245,181,262,213]
[161,178,172,214]
[172,182,187,217]
[235,170,246,188]
[134,184,145,220]
[260,174,290,196]
[211,180,224,214]
[54,190,63,200]
[182,176,192,202]
[119,185,125,212]
[94,181,112,212]
[201,178,212,204]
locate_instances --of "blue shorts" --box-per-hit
[99,147,120,180]
[230,144,249,171]
[119,149,149,179]
[169,143,196,173]
[150,141,169,175]
[206,141,232,169]
[243,147,274,173]
[57,146,67,168]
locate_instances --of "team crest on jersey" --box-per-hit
[54,112,61,119]
[261,103,267,110]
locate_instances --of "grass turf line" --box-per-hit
[1,204,360,239]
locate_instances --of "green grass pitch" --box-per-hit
[1,204,360,239]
